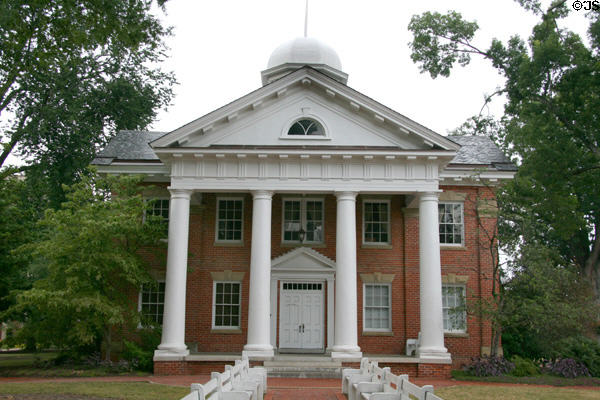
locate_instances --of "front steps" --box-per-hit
[264,355,342,378]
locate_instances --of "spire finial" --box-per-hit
[304,0,308,37]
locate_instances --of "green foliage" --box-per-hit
[122,327,161,372]
[501,245,599,360]
[2,173,165,355]
[551,336,600,378]
[510,356,540,377]
[408,11,479,78]
[0,177,40,314]
[0,0,175,207]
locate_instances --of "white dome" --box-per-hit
[267,37,342,70]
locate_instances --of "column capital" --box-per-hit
[334,191,358,201]
[251,190,274,200]
[168,188,193,200]
[419,191,440,202]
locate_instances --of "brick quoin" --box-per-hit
[144,188,498,377]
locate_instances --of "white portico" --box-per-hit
[148,36,465,363]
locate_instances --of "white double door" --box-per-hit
[279,282,324,350]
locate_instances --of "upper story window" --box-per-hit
[439,202,464,245]
[287,119,325,136]
[282,198,324,244]
[216,198,244,243]
[363,200,390,245]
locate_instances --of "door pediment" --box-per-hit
[271,247,335,273]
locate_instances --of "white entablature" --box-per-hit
[163,151,451,193]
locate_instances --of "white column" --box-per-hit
[243,190,275,358]
[417,192,451,360]
[156,189,192,357]
[332,191,362,358]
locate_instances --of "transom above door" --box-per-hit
[279,282,324,351]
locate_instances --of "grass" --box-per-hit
[436,385,600,400]
[0,382,188,400]
[0,351,148,378]
[451,370,600,387]
[0,352,58,368]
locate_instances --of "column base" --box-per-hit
[242,349,274,359]
[417,346,452,361]
[331,345,362,359]
[154,348,189,361]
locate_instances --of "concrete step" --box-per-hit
[264,358,342,378]
[265,366,342,378]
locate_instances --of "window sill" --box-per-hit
[361,243,393,249]
[211,328,242,335]
[362,331,393,336]
[280,242,326,248]
[440,245,467,251]
[214,242,244,247]
[445,332,469,338]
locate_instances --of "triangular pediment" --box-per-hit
[151,68,460,153]
[271,247,336,273]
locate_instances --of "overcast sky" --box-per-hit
[150,0,589,136]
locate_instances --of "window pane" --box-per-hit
[364,202,389,243]
[217,200,243,242]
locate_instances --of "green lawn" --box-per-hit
[0,352,58,368]
[0,352,148,377]
[436,385,600,400]
[0,382,189,400]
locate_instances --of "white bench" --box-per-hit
[358,373,443,400]
[349,364,390,400]
[190,370,253,400]
[341,357,370,394]
[226,362,263,400]
[240,354,268,392]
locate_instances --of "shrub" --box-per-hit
[510,355,540,377]
[544,358,590,378]
[552,336,600,377]
[121,327,161,372]
[463,356,515,377]
[122,340,153,372]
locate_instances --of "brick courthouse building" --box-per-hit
[94,37,515,378]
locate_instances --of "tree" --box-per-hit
[0,0,175,206]
[3,173,165,358]
[501,244,598,359]
[0,177,40,316]
[408,1,600,298]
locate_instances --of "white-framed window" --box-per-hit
[363,283,391,332]
[442,284,467,333]
[439,202,464,245]
[216,198,244,242]
[139,281,165,325]
[212,281,242,329]
[287,119,325,136]
[144,198,169,223]
[363,200,390,244]
[282,198,324,243]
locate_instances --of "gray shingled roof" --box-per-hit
[447,135,516,171]
[92,131,166,164]
[92,130,516,171]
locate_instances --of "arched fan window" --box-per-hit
[287,119,325,136]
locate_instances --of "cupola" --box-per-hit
[261,37,348,85]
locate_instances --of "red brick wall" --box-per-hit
[162,188,497,366]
